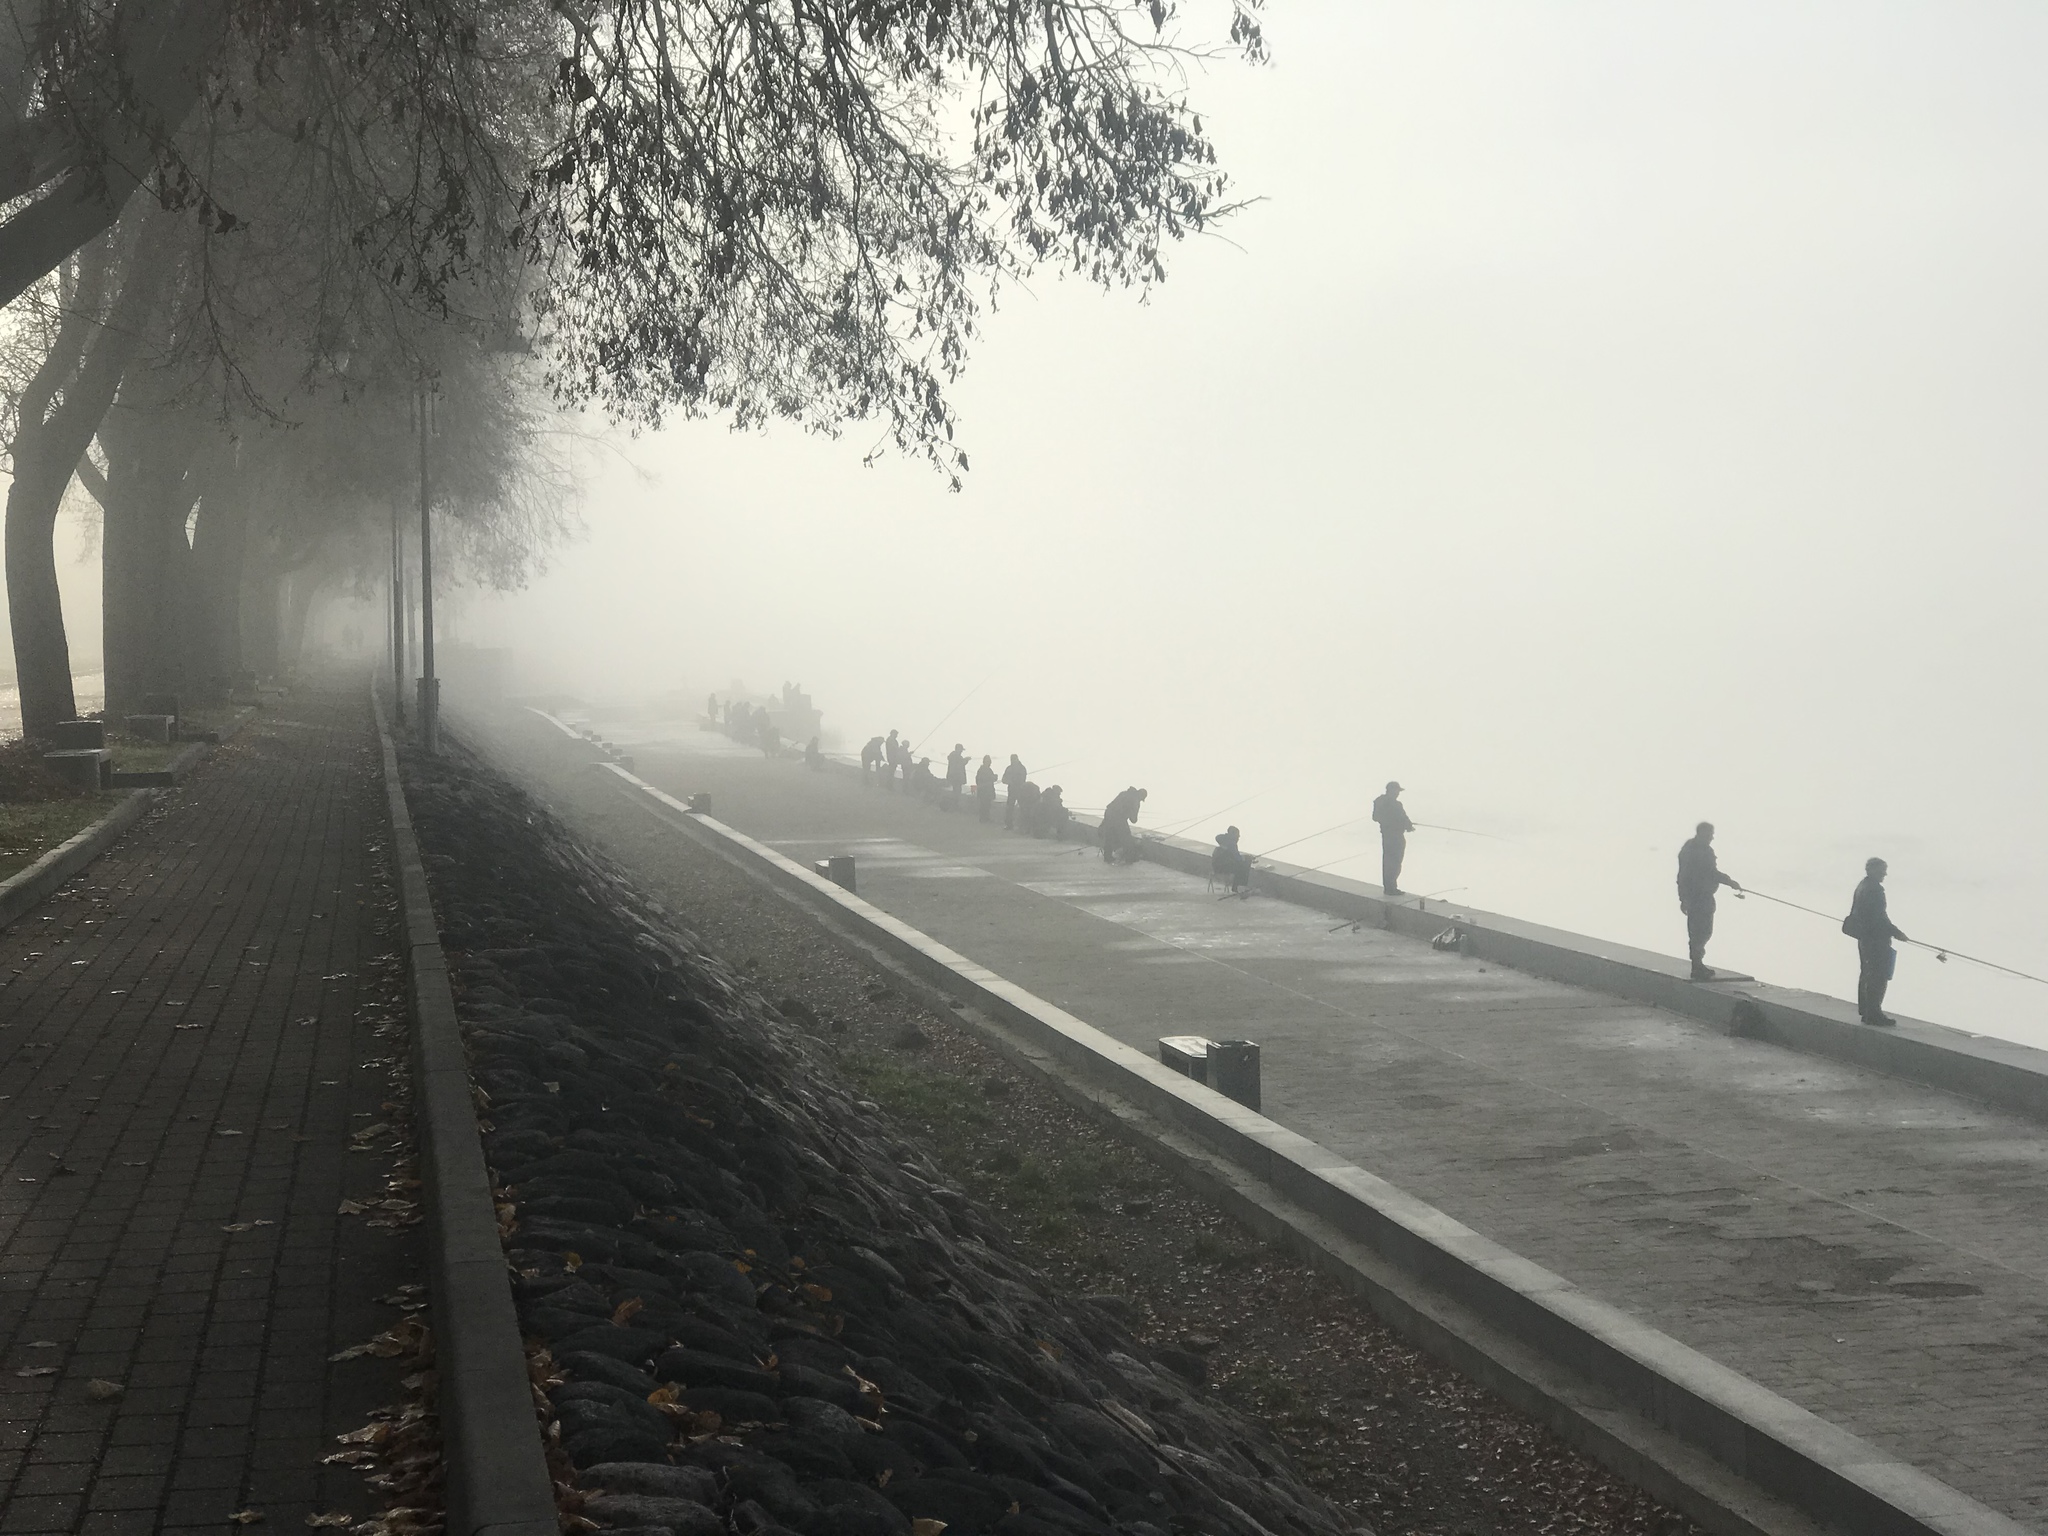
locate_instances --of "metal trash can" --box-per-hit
[1207,1039,1261,1112]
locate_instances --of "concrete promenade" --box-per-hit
[0,680,419,1535]
[523,713,2048,1530]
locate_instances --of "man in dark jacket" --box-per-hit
[1371,781,1414,895]
[1102,785,1148,863]
[945,744,968,810]
[1844,857,1907,1026]
[1676,822,1741,980]
[974,754,998,822]
[1001,754,1028,829]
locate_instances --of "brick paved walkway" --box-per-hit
[0,679,418,1536]
[491,709,2048,1530]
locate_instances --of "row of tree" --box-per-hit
[0,0,1265,739]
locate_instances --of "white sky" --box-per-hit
[25,0,2048,1038]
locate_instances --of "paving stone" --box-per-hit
[0,681,421,1531]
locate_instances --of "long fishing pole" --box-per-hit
[912,671,997,753]
[1158,789,1268,839]
[1257,812,1375,862]
[1412,821,1509,841]
[1734,888,2048,987]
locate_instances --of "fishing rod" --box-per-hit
[911,671,998,754]
[1734,888,2048,987]
[1157,789,1269,839]
[1256,812,1375,862]
[1412,821,1509,842]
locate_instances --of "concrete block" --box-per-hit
[42,748,108,793]
[48,719,105,751]
[811,855,856,894]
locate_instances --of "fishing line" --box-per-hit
[1734,888,2048,987]
[1256,812,1375,862]
[1411,821,1509,842]
[912,670,998,754]
[1157,788,1270,839]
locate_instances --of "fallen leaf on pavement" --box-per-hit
[228,1511,264,1525]
[85,1378,123,1400]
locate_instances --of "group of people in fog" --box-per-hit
[719,698,1913,1027]
[858,733,1075,842]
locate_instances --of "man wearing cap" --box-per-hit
[1371,781,1414,896]
[1676,822,1741,981]
[1843,857,1907,1027]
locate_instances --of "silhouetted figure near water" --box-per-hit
[1214,825,1251,894]
[1844,858,1907,1027]
[1042,785,1069,841]
[946,744,968,810]
[1102,786,1148,863]
[913,757,939,804]
[884,731,903,792]
[861,736,885,784]
[1002,754,1027,829]
[1017,781,1044,835]
[975,755,997,822]
[1676,822,1741,980]
[805,736,823,771]
[1372,781,1413,894]
[758,718,780,758]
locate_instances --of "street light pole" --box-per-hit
[390,491,406,724]
[417,386,439,753]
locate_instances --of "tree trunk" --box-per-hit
[97,402,201,723]
[4,231,161,736]
[241,555,283,682]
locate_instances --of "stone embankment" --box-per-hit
[401,741,1359,1536]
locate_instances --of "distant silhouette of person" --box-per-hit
[974,755,997,822]
[757,717,780,758]
[1001,754,1027,829]
[1214,825,1251,894]
[861,735,885,784]
[1102,786,1148,863]
[1843,857,1907,1027]
[913,757,939,803]
[805,735,823,771]
[1042,784,1069,841]
[1017,781,1044,835]
[1372,781,1413,895]
[1676,821,1741,980]
[946,744,968,810]
[707,693,718,723]
[883,730,903,792]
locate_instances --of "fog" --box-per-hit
[30,1,2048,1041]
[455,0,2048,1043]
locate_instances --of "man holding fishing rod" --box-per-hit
[1844,857,1908,1027]
[1676,822,1741,981]
[1372,781,1415,895]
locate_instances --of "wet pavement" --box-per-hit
[486,711,2048,1528]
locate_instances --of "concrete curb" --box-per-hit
[372,689,558,1536]
[579,749,2025,1536]
[0,705,259,933]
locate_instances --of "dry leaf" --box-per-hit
[336,1424,386,1446]
[337,1200,371,1215]
[611,1297,644,1326]
[305,1514,354,1528]
[15,1366,56,1378]
[85,1378,123,1400]
[228,1511,265,1525]
[912,1521,948,1536]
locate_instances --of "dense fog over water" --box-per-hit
[15,2,2044,1040]
[452,1,2048,1045]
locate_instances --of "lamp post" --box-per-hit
[416,386,439,753]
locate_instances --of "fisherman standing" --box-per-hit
[974,755,998,822]
[945,744,968,810]
[884,730,904,792]
[861,736,886,784]
[1843,858,1907,1027]
[1676,822,1740,980]
[1001,754,1028,829]
[1214,825,1251,895]
[1372,781,1414,895]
